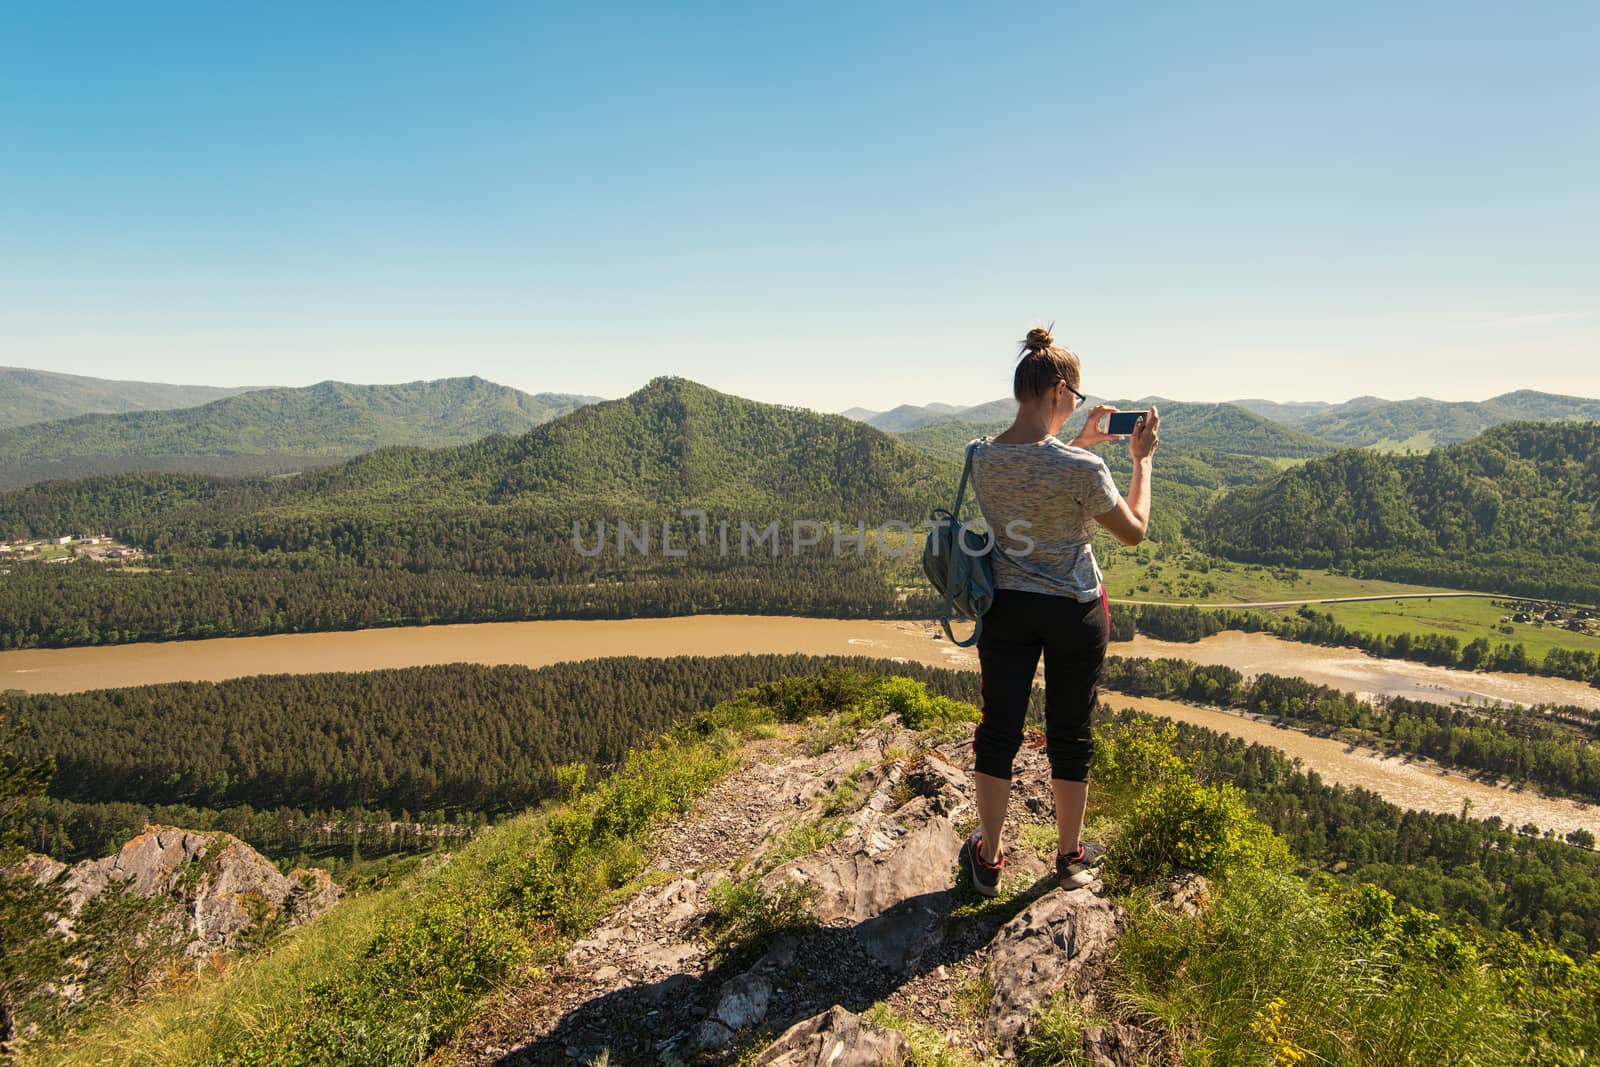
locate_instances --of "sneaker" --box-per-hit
[1056,841,1106,889]
[963,827,1005,897]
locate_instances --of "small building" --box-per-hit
[1545,611,1562,621]
[1513,612,1531,623]
[49,535,72,545]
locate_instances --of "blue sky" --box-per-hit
[2,2,1596,412]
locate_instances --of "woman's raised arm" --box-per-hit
[1093,406,1159,546]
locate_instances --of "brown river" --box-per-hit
[3,618,1595,837]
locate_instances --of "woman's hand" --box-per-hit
[1068,404,1122,449]
[1129,405,1160,461]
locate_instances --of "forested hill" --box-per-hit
[1113,401,1337,457]
[451,374,957,513]
[0,376,958,533]
[0,378,962,645]
[0,376,602,489]
[0,365,258,429]
[1202,421,1600,601]
[1236,390,1600,450]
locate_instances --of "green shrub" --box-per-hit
[857,676,979,732]
[1115,865,1523,1065]
[701,875,816,964]
[552,762,587,802]
[1089,716,1187,794]
[1486,931,1600,1065]
[743,668,880,724]
[1106,773,1289,887]
[760,816,847,871]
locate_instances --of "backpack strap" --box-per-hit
[938,442,982,647]
[948,440,976,519]
[941,613,982,647]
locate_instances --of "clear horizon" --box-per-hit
[3,3,1596,411]
[13,361,1597,415]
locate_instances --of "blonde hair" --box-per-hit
[1014,325,1081,402]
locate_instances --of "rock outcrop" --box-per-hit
[763,778,964,973]
[751,1005,913,1066]
[984,888,1121,1047]
[20,824,341,957]
[440,720,1165,1066]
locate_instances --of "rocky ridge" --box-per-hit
[18,824,341,956]
[436,720,1183,1066]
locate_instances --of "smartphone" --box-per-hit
[1106,410,1148,436]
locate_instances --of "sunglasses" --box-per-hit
[1059,378,1085,403]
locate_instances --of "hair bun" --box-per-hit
[1020,326,1055,355]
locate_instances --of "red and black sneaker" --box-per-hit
[1056,840,1106,889]
[963,827,1005,897]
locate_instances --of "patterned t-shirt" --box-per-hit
[967,435,1121,602]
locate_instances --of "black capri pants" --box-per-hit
[973,586,1110,782]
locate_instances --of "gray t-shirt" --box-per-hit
[967,435,1121,602]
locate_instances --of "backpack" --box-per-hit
[922,440,996,646]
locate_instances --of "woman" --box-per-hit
[960,325,1159,895]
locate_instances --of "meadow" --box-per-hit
[1095,548,1600,661]
[1316,596,1600,664]
[1098,550,1449,603]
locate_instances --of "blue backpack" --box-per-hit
[922,441,996,647]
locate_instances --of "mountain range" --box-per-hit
[1233,390,1600,450]
[4,375,1600,646]
[14,364,1597,493]
[889,401,1337,460]
[0,377,602,490]
[0,376,959,567]
[234,374,956,518]
[0,377,960,645]
[0,365,261,429]
[846,390,1600,454]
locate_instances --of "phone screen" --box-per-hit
[1106,410,1147,435]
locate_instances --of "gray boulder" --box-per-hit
[713,972,773,1031]
[694,964,778,1051]
[750,1005,912,1066]
[985,887,1121,1047]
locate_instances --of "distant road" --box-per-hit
[1116,592,1530,610]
